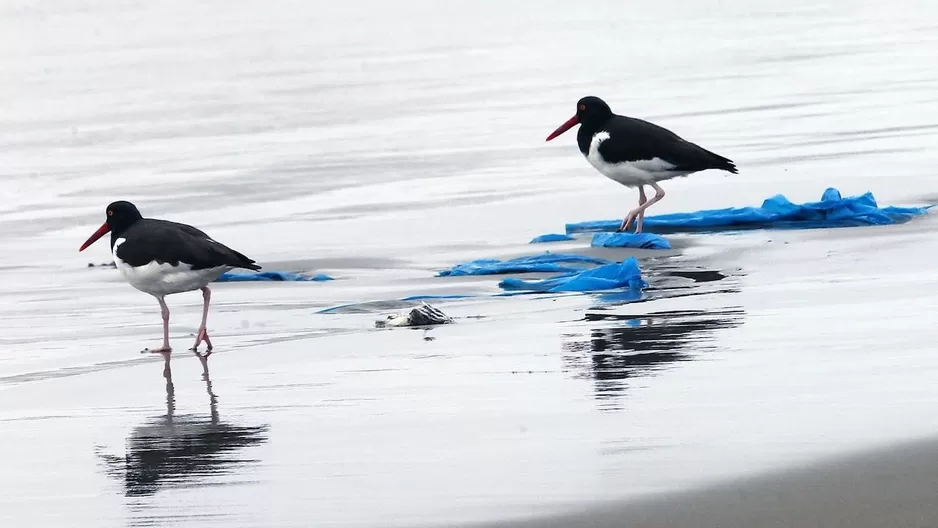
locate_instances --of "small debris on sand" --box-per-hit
[375,302,454,328]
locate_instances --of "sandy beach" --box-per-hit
[3,0,938,526]
[464,434,938,528]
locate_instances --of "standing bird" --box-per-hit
[79,201,261,353]
[546,96,738,233]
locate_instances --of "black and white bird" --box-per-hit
[546,96,738,233]
[79,201,261,353]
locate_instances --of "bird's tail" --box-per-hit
[706,149,738,174]
[717,158,738,174]
[231,249,262,271]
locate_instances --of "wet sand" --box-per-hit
[4,0,938,526]
[5,217,938,527]
[465,435,938,528]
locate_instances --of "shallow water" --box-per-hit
[3,0,938,526]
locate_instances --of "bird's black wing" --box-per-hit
[116,219,261,271]
[159,219,212,239]
[598,117,737,174]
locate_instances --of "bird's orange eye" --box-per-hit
[579,104,586,111]
[107,210,113,217]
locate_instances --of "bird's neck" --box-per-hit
[108,219,140,249]
[577,119,605,155]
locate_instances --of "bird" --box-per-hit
[79,201,261,354]
[546,96,738,233]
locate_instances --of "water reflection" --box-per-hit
[561,308,744,409]
[98,353,269,497]
[591,265,745,308]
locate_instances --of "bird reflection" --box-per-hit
[98,352,269,497]
[562,308,744,409]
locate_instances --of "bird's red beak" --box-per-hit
[546,115,580,141]
[79,222,110,252]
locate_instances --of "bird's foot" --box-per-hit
[190,327,214,354]
[617,212,638,233]
[142,345,172,354]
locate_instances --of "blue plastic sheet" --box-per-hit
[592,289,645,305]
[530,233,576,244]
[217,271,334,282]
[437,253,612,277]
[566,188,930,234]
[400,294,473,301]
[318,255,646,312]
[318,295,478,315]
[498,257,645,293]
[590,232,672,249]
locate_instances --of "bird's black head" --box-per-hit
[575,96,613,125]
[104,201,144,233]
[546,96,613,141]
[78,200,144,252]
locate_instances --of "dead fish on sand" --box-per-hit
[375,302,454,328]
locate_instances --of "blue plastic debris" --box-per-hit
[566,187,930,234]
[529,233,577,244]
[437,253,612,277]
[217,271,334,282]
[316,254,647,313]
[590,232,672,249]
[400,294,473,302]
[317,295,473,315]
[592,290,645,305]
[498,257,646,293]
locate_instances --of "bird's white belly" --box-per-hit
[113,239,230,297]
[586,132,690,187]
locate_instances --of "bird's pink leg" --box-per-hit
[636,186,649,233]
[619,185,649,233]
[191,286,214,353]
[620,183,665,234]
[143,297,172,353]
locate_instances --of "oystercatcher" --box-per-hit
[79,201,261,353]
[546,96,738,233]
